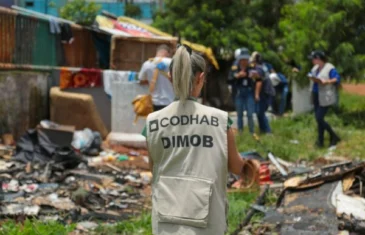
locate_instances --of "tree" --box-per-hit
[279,0,365,81]
[153,0,292,67]
[60,0,101,26]
[124,0,142,18]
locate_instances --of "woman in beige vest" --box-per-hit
[143,45,259,235]
[308,50,341,147]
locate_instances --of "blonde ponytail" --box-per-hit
[171,45,206,102]
[172,46,192,102]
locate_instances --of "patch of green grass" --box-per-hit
[237,91,365,162]
[0,219,75,235]
[95,212,152,235]
[226,191,258,234]
[95,191,259,235]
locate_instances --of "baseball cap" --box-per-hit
[235,48,251,61]
[308,50,327,60]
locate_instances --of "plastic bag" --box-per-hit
[72,128,94,150]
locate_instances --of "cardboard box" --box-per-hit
[38,125,75,147]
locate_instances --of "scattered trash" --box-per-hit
[0,121,151,228]
[76,221,98,231]
[230,144,365,235]
[118,155,129,161]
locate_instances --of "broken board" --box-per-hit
[264,181,340,235]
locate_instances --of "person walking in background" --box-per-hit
[269,72,289,116]
[143,45,259,235]
[308,50,341,147]
[139,44,174,111]
[229,48,262,134]
[250,52,275,134]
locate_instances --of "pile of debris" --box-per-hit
[0,122,151,232]
[233,151,365,235]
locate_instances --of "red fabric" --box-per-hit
[60,68,102,89]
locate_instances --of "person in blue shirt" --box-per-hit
[268,70,289,116]
[308,50,341,147]
[250,52,276,134]
[229,48,263,134]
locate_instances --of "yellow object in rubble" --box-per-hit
[103,155,116,162]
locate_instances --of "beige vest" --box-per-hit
[146,100,228,235]
[311,63,337,107]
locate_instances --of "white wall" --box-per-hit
[292,80,313,115]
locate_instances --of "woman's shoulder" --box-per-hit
[195,102,228,117]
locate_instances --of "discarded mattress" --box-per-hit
[50,87,109,138]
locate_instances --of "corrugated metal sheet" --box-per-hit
[32,18,59,66]
[0,7,99,68]
[63,27,98,68]
[0,8,16,64]
[14,14,38,64]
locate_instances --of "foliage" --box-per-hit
[154,0,365,81]
[125,3,142,18]
[153,1,293,68]
[60,0,101,26]
[0,219,75,235]
[48,1,56,8]
[279,0,365,83]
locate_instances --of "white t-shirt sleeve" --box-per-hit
[138,61,148,81]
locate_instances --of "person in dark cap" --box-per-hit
[228,48,263,134]
[308,50,341,147]
[250,51,276,134]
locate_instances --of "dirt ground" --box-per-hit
[342,84,365,96]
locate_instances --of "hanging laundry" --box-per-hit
[60,68,102,89]
[92,31,111,69]
[103,70,137,97]
[49,18,61,34]
[60,23,74,44]
[78,68,102,88]
[59,67,80,89]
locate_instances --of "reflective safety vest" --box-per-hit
[146,100,229,235]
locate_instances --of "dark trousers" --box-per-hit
[235,87,255,133]
[153,105,166,111]
[313,92,338,144]
[256,95,272,134]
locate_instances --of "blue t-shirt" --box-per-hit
[312,68,340,93]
